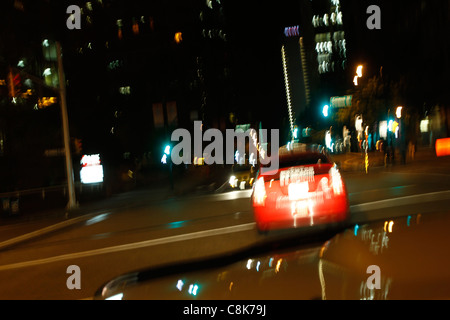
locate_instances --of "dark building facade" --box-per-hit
[59,0,238,167]
[280,0,349,137]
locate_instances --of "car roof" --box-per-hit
[279,142,325,155]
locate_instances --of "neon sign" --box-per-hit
[284,26,299,37]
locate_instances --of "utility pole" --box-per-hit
[56,41,77,210]
[9,41,77,209]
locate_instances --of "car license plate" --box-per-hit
[292,200,309,217]
[288,182,309,201]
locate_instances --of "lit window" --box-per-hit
[119,86,131,95]
[174,32,182,43]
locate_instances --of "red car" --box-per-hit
[252,144,349,232]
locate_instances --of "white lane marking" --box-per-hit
[350,190,450,213]
[0,222,256,271]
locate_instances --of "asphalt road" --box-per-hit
[1,151,450,299]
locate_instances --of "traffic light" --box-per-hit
[322,105,329,117]
[161,144,170,164]
[7,70,22,98]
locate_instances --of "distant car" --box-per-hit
[229,164,256,190]
[251,143,350,232]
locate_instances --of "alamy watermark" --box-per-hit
[366,265,381,290]
[170,121,280,172]
[66,5,81,30]
[66,264,81,290]
[366,5,381,30]
[67,4,382,31]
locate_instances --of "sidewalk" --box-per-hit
[329,146,437,173]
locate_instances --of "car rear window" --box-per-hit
[278,153,330,169]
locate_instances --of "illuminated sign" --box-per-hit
[284,26,299,37]
[80,154,104,184]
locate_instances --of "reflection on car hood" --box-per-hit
[95,211,450,300]
[320,211,450,299]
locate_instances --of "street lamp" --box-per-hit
[356,65,363,78]
[323,104,329,117]
[353,65,363,86]
[396,106,403,119]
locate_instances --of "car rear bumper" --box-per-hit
[253,195,349,231]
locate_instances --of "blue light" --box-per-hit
[407,215,411,227]
[164,145,171,155]
[188,284,199,296]
[388,120,393,132]
[323,105,329,117]
[354,224,359,236]
[176,280,184,291]
[168,220,187,229]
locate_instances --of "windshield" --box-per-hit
[0,0,449,304]
[278,153,331,168]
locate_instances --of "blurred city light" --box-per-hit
[174,32,183,43]
[354,224,359,236]
[161,154,167,164]
[420,119,429,133]
[356,65,363,78]
[164,145,171,155]
[188,283,199,296]
[379,120,388,139]
[388,120,394,132]
[384,220,394,233]
[176,279,184,291]
[322,104,329,117]
[396,106,403,119]
[436,138,450,157]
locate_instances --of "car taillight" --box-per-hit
[329,165,343,195]
[253,177,266,206]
